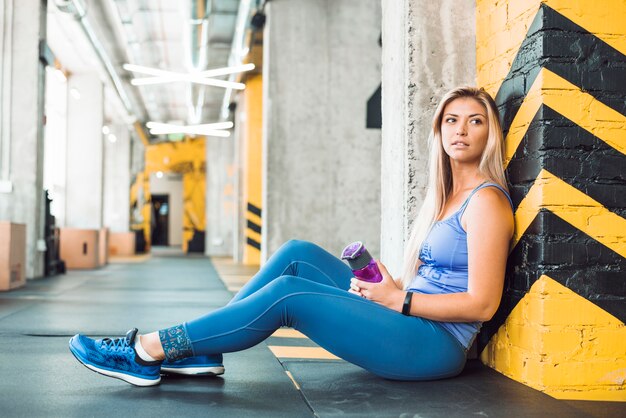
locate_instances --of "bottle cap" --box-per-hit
[341,241,372,270]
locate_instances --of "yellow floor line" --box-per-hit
[109,254,151,263]
[271,328,308,339]
[268,346,340,360]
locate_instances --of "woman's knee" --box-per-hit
[266,275,310,297]
[278,239,320,255]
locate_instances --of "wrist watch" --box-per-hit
[402,291,413,316]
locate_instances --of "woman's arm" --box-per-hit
[353,187,514,322]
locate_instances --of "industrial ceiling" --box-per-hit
[47,0,251,142]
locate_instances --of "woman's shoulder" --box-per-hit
[463,185,514,233]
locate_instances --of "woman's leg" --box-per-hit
[163,239,352,371]
[159,276,466,381]
[227,239,354,304]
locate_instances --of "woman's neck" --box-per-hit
[449,163,486,194]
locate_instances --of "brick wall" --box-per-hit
[476,0,626,401]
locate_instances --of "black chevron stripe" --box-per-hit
[247,219,262,234]
[495,4,626,134]
[247,202,262,217]
[506,105,626,216]
[246,237,261,250]
[479,210,626,351]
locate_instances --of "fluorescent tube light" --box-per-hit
[146,121,233,131]
[146,121,232,137]
[123,63,253,89]
[131,76,245,90]
[149,128,231,138]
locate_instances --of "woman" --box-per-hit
[69,86,514,386]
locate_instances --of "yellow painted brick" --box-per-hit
[505,322,543,352]
[584,327,626,358]
[520,293,545,324]
[507,0,540,21]
[546,387,626,402]
[521,356,546,388]
[540,361,626,387]
[538,328,583,356]
[539,296,615,326]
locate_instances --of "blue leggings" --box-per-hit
[159,240,466,380]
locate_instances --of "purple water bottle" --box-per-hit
[340,241,383,283]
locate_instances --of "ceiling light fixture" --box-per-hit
[123,63,254,90]
[146,121,233,138]
[132,76,245,90]
[146,121,233,131]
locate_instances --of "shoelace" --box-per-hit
[100,337,132,353]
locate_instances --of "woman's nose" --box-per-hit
[456,125,467,136]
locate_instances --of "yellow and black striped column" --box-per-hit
[242,74,263,265]
[477,0,626,401]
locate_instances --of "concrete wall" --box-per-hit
[149,173,183,246]
[43,66,68,228]
[205,135,235,256]
[0,0,47,279]
[476,0,626,401]
[380,0,476,275]
[103,125,131,233]
[263,0,382,260]
[65,74,104,230]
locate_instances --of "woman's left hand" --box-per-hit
[350,261,405,312]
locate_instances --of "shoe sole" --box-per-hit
[69,338,161,387]
[161,366,225,376]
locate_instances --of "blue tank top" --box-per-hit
[408,182,514,350]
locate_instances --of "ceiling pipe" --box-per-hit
[54,0,141,122]
[220,0,254,120]
[184,0,213,125]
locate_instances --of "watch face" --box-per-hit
[341,241,363,260]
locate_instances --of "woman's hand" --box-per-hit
[349,261,405,312]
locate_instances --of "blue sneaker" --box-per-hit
[69,328,162,387]
[161,354,225,376]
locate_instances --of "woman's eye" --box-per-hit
[470,119,483,125]
[445,117,456,123]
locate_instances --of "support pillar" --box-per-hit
[103,125,130,232]
[263,0,382,260]
[205,134,235,256]
[477,0,626,401]
[0,0,47,279]
[380,0,476,274]
[65,74,104,229]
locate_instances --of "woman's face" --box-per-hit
[440,98,489,165]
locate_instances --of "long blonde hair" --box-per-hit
[400,87,508,288]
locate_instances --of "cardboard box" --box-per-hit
[0,222,26,291]
[108,231,136,257]
[59,228,100,270]
[98,228,109,267]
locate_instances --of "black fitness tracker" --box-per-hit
[402,291,413,316]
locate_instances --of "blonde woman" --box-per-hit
[69,87,514,386]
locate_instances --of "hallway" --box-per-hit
[1,252,621,417]
[0,251,311,417]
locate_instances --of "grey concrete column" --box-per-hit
[65,73,104,229]
[263,0,382,260]
[380,0,476,274]
[205,136,235,256]
[232,97,245,262]
[0,0,47,279]
[103,125,130,232]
